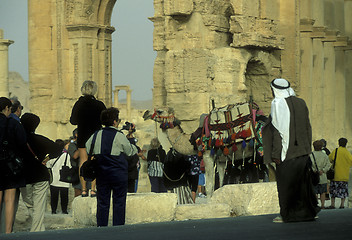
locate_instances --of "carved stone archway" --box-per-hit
[28,0,116,139]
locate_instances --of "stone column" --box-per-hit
[311,34,325,138]
[344,42,352,144]
[0,29,13,98]
[299,19,315,108]
[299,0,312,20]
[312,0,324,26]
[334,36,348,138]
[322,37,336,143]
[345,0,352,39]
[113,87,119,108]
[126,89,132,121]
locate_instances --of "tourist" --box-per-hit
[185,155,201,203]
[45,140,71,214]
[67,128,86,197]
[0,97,24,233]
[9,97,23,122]
[262,78,319,223]
[326,138,352,209]
[20,113,62,232]
[321,139,331,156]
[124,122,142,193]
[320,138,331,200]
[310,140,330,209]
[0,97,27,234]
[197,158,206,198]
[85,107,138,226]
[70,80,106,197]
[145,138,167,193]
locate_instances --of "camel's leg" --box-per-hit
[203,151,215,197]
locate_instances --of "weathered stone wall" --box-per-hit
[150,0,284,133]
[149,0,352,148]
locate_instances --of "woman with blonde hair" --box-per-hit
[70,80,106,197]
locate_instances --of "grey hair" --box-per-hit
[81,80,98,96]
[150,137,161,149]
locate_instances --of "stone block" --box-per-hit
[126,193,177,224]
[202,14,230,32]
[260,0,280,20]
[164,0,194,16]
[72,193,178,226]
[72,196,97,226]
[231,0,259,17]
[175,203,231,221]
[210,182,280,216]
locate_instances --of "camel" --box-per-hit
[143,103,263,197]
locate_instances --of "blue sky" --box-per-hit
[0,0,155,101]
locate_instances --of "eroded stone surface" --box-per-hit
[175,203,231,220]
[210,182,280,217]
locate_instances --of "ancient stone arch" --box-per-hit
[28,0,116,138]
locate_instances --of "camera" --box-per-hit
[122,122,135,132]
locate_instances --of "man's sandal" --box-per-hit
[81,189,88,197]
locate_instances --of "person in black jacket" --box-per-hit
[70,80,106,197]
[146,138,167,193]
[20,113,62,232]
[0,97,27,234]
[124,122,145,193]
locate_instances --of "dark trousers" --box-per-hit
[50,186,69,213]
[96,181,127,226]
[149,176,167,193]
[127,179,136,193]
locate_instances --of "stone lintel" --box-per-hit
[333,36,348,47]
[300,18,315,32]
[340,40,352,50]
[231,33,284,50]
[311,26,327,38]
[322,30,339,42]
[66,24,114,34]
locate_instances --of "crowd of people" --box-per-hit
[1,78,352,234]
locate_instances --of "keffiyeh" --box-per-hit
[270,78,296,161]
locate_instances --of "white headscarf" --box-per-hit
[270,78,296,161]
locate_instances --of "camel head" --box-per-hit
[143,108,181,130]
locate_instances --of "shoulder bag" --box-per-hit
[310,153,320,186]
[27,144,58,184]
[80,131,98,181]
[0,118,24,177]
[59,152,80,184]
[326,148,337,180]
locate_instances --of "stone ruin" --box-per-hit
[15,0,349,148]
